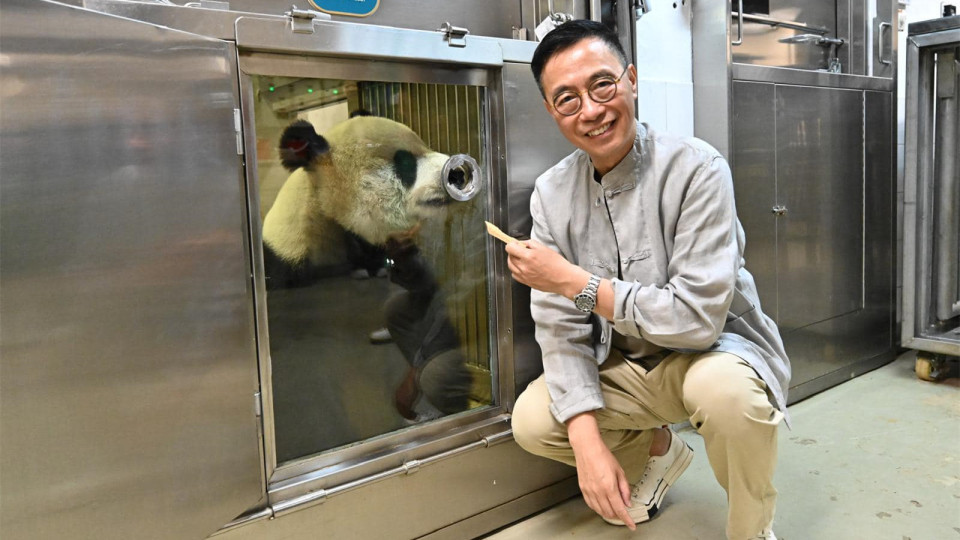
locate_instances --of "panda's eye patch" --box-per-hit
[393,150,418,189]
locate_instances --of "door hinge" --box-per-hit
[438,22,469,47]
[254,391,262,417]
[286,5,331,34]
[234,108,243,156]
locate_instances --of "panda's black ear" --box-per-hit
[279,120,330,171]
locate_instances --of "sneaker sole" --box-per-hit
[603,440,694,526]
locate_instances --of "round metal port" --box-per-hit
[441,154,483,202]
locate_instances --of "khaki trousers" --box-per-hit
[512,350,783,540]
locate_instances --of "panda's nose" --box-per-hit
[448,169,466,189]
[441,154,482,202]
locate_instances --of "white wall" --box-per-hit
[634,0,694,136]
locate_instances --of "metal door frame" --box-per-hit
[233,20,520,510]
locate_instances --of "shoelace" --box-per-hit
[630,456,662,498]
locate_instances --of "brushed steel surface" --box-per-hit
[872,1,897,78]
[933,50,959,321]
[692,0,733,159]
[83,0,282,39]
[776,85,865,331]
[707,2,898,397]
[227,0,524,38]
[730,82,897,394]
[909,28,960,47]
[784,94,898,391]
[501,62,576,394]
[729,0,837,70]
[0,1,263,539]
[215,439,575,540]
[908,14,960,35]
[901,23,960,352]
[732,63,896,91]
[732,81,779,320]
[862,88,896,355]
[235,16,505,66]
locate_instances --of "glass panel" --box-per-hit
[253,75,492,464]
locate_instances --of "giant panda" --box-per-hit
[261,116,465,289]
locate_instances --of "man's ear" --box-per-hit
[628,64,639,99]
[543,99,553,116]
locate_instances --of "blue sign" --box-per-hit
[308,0,380,17]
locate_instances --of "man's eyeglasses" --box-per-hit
[550,65,628,117]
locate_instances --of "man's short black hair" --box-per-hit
[531,19,629,98]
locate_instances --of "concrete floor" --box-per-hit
[485,351,960,540]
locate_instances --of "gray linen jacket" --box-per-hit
[529,122,791,425]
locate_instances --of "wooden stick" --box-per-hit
[484,221,520,244]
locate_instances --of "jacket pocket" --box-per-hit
[726,287,756,322]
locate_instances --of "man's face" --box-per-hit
[540,38,638,176]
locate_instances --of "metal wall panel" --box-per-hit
[776,85,864,331]
[732,81,779,320]
[501,62,577,394]
[901,20,960,355]
[782,89,895,400]
[226,0,524,38]
[729,73,896,400]
[0,1,263,539]
[731,0,838,70]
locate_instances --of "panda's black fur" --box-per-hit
[278,120,330,171]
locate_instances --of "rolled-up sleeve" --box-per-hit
[528,188,605,423]
[610,156,738,350]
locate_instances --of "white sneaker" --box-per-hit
[603,430,694,526]
[350,268,371,280]
[369,327,393,344]
[402,395,445,425]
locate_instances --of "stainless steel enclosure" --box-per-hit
[0,1,264,538]
[694,0,899,401]
[0,1,613,539]
[902,15,960,358]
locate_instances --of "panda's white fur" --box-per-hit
[262,116,454,282]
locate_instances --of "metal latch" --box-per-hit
[438,22,469,48]
[772,205,788,216]
[286,4,331,34]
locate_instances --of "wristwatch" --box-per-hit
[573,274,601,312]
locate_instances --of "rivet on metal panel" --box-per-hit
[402,459,422,474]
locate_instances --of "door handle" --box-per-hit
[879,21,892,65]
[732,0,744,46]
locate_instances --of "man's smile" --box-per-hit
[586,120,614,137]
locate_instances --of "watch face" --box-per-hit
[574,293,595,312]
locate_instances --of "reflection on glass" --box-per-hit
[253,76,492,463]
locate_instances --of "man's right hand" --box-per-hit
[567,412,636,530]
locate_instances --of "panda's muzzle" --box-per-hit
[441,154,482,202]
